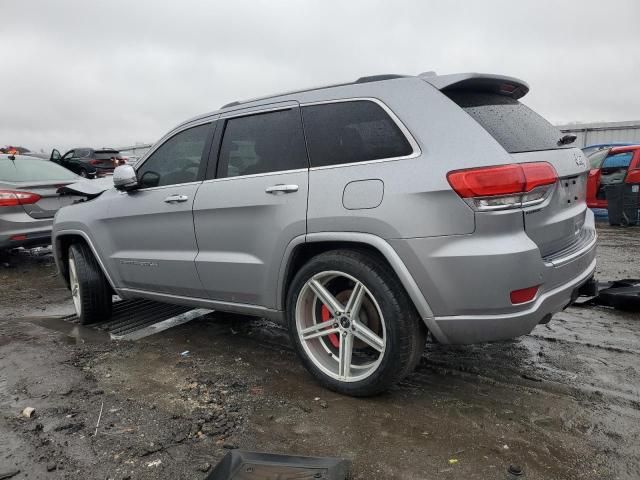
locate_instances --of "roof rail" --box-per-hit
[355,74,408,83]
[220,73,409,110]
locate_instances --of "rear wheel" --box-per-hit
[287,250,426,396]
[78,168,89,178]
[68,243,112,324]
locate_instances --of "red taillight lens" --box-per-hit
[0,190,42,207]
[447,164,526,198]
[447,162,558,211]
[90,159,100,165]
[510,285,539,304]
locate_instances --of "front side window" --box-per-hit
[137,123,210,188]
[217,108,307,178]
[62,151,74,161]
[301,100,413,168]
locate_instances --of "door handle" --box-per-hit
[265,184,299,194]
[164,194,189,203]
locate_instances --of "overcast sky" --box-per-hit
[1,0,639,153]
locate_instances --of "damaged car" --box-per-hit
[52,72,597,396]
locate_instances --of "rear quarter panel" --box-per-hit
[306,78,515,239]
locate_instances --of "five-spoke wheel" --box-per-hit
[287,250,426,396]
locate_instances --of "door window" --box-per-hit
[301,100,413,167]
[601,152,633,169]
[216,108,307,178]
[137,123,210,187]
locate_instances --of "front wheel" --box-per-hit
[68,243,112,324]
[287,250,426,397]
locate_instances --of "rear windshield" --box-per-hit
[0,158,78,182]
[94,151,121,160]
[445,91,569,154]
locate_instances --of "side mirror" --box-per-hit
[50,149,61,162]
[113,165,139,191]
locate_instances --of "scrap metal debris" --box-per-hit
[207,451,351,480]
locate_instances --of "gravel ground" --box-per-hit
[0,222,639,479]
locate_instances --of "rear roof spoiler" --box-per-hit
[421,72,529,99]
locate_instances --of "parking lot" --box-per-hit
[0,222,637,479]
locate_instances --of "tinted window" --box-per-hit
[0,158,78,182]
[217,109,307,178]
[137,123,210,187]
[445,91,568,154]
[602,152,633,169]
[94,151,121,160]
[75,149,91,158]
[302,101,412,167]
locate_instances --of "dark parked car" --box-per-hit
[1,153,82,250]
[50,148,124,178]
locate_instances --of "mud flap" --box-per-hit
[207,451,351,480]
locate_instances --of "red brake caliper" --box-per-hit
[321,305,341,348]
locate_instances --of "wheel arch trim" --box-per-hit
[277,232,448,343]
[53,229,118,291]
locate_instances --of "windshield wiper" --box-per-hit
[558,134,577,146]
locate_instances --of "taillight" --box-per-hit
[90,159,100,165]
[447,162,558,211]
[0,190,42,207]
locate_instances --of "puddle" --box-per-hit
[24,316,112,344]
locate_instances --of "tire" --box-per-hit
[79,169,89,178]
[68,242,112,325]
[286,249,426,397]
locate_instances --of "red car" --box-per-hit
[586,145,640,208]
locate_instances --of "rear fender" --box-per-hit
[277,232,446,342]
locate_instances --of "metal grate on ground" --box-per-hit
[60,299,211,339]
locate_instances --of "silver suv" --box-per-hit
[53,73,597,396]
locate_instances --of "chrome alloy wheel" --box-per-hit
[68,255,82,317]
[295,271,386,382]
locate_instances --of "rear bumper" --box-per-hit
[390,210,597,344]
[0,213,53,249]
[432,255,596,343]
[0,230,52,249]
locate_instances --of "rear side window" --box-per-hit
[0,158,78,182]
[75,149,91,158]
[602,152,633,169]
[302,101,413,167]
[217,108,307,178]
[445,91,568,154]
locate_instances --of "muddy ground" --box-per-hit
[1,224,639,479]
